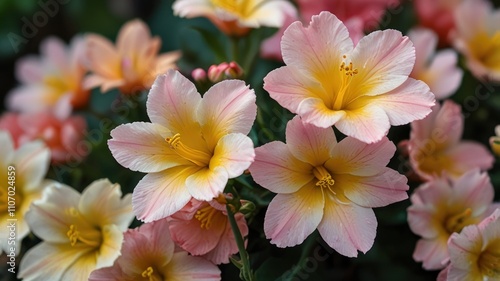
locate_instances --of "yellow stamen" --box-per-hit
[478,249,500,278]
[445,208,473,234]
[141,266,161,281]
[66,224,101,247]
[166,133,211,167]
[333,56,358,110]
[195,204,219,229]
[313,166,335,193]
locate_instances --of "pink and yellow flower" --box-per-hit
[173,0,296,36]
[0,131,52,255]
[85,19,181,94]
[453,0,500,82]
[168,197,248,264]
[19,179,134,281]
[0,112,87,164]
[108,70,256,222]
[89,218,221,281]
[437,209,500,281]
[408,28,463,100]
[404,100,493,180]
[489,125,500,156]
[263,11,435,144]
[407,169,498,270]
[249,116,409,257]
[7,36,89,116]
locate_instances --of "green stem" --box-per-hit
[284,232,319,281]
[231,36,240,64]
[226,204,255,281]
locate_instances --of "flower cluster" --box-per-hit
[1,0,499,280]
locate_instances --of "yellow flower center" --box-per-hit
[313,166,335,193]
[333,56,359,110]
[195,204,220,230]
[469,31,500,71]
[65,208,102,247]
[166,133,211,167]
[141,266,162,281]
[418,151,456,178]
[478,248,500,278]
[0,188,22,215]
[43,75,72,104]
[210,0,255,19]
[444,208,474,234]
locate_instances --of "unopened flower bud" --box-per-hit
[239,200,255,215]
[224,61,244,79]
[208,63,229,83]
[191,68,207,82]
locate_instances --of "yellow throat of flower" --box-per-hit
[165,133,211,167]
[333,56,359,110]
[194,204,221,230]
[469,31,500,71]
[478,247,500,279]
[65,208,102,248]
[43,75,74,104]
[210,0,254,19]
[444,208,474,234]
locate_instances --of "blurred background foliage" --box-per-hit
[1,0,500,280]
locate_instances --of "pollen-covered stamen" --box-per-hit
[141,266,161,281]
[478,249,500,278]
[195,204,219,229]
[166,133,211,167]
[66,225,100,247]
[333,55,359,110]
[445,208,473,234]
[313,166,335,194]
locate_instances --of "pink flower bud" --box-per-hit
[191,68,207,82]
[224,61,244,79]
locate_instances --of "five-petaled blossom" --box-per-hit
[173,0,296,36]
[108,70,256,222]
[437,209,500,281]
[18,179,134,281]
[408,28,463,100]
[249,116,409,257]
[453,0,500,82]
[7,36,89,117]
[264,11,435,144]
[89,218,221,281]
[168,197,248,264]
[403,100,493,180]
[0,131,52,255]
[407,169,499,270]
[85,19,181,94]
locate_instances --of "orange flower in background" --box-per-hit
[173,0,296,36]
[7,36,89,116]
[84,19,181,95]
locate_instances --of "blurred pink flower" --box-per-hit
[297,0,400,29]
[408,28,463,100]
[173,0,296,36]
[168,197,248,264]
[414,0,462,46]
[249,116,408,257]
[404,100,493,180]
[19,179,134,281]
[0,112,87,164]
[85,19,181,95]
[407,169,499,270]
[264,11,435,143]
[7,36,89,117]
[453,0,500,82]
[0,131,52,255]
[108,70,256,222]
[437,209,500,281]
[89,218,221,281]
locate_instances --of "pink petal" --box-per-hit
[408,28,437,75]
[169,214,223,256]
[370,78,435,126]
[0,131,15,162]
[116,19,152,58]
[350,30,415,97]
[200,80,256,148]
[336,168,408,208]
[437,266,450,281]
[15,56,44,84]
[264,66,324,114]
[108,122,189,173]
[13,140,50,191]
[447,141,494,175]
[281,12,353,80]
[448,226,483,270]
[260,11,298,60]
[326,136,395,176]
[451,169,494,216]
[265,182,324,247]
[210,133,255,178]
[250,141,314,194]
[165,251,221,281]
[295,97,346,128]
[186,167,228,201]
[285,115,337,166]
[146,70,204,147]
[85,34,121,79]
[132,167,197,222]
[40,37,68,72]
[425,50,463,100]
[7,86,50,113]
[203,214,247,264]
[407,203,442,239]
[334,104,390,144]
[413,238,449,270]
[318,200,377,257]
